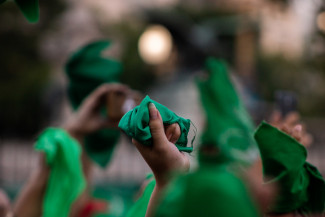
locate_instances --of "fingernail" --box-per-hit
[149,102,158,119]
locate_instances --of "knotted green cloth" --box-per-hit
[154,167,260,217]
[196,58,258,164]
[34,128,86,217]
[65,40,122,167]
[254,122,325,214]
[1,0,39,22]
[126,174,156,217]
[118,95,193,152]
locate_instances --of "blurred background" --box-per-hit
[1,0,325,215]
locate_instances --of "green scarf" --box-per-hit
[35,128,86,217]
[254,122,325,214]
[154,166,260,217]
[118,95,193,152]
[126,174,156,217]
[65,40,122,167]
[1,0,39,23]
[196,57,258,164]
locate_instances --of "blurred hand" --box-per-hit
[64,83,129,140]
[132,103,189,187]
[269,111,313,147]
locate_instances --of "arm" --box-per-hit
[132,103,189,217]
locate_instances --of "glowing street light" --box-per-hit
[138,25,173,65]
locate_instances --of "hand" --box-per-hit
[132,103,189,187]
[269,111,313,147]
[64,83,129,140]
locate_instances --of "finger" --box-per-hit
[165,123,181,144]
[292,125,302,142]
[83,83,129,110]
[148,103,168,147]
[283,112,300,128]
[301,134,313,147]
[269,110,282,127]
[280,124,291,135]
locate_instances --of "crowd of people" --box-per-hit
[0,22,325,217]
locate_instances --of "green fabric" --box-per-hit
[254,122,325,214]
[196,57,258,164]
[65,40,122,167]
[34,128,86,217]
[118,95,193,152]
[1,0,39,22]
[154,167,260,217]
[126,175,156,217]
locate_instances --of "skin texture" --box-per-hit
[132,103,189,217]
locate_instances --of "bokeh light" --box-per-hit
[138,25,173,65]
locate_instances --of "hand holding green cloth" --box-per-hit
[65,40,122,167]
[154,167,260,217]
[254,122,325,214]
[126,174,156,217]
[118,95,193,152]
[34,128,86,217]
[1,0,39,22]
[196,57,258,164]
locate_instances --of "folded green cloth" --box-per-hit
[65,40,122,167]
[196,58,258,164]
[118,95,193,152]
[126,174,156,217]
[254,122,325,214]
[154,167,260,217]
[1,0,39,22]
[35,128,86,217]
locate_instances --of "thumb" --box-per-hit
[148,102,167,146]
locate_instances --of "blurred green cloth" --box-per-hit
[118,95,193,152]
[35,128,86,217]
[154,166,260,217]
[196,57,258,164]
[254,122,325,214]
[1,0,39,22]
[65,40,122,167]
[126,175,156,217]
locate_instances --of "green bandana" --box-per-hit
[1,0,39,22]
[65,40,122,167]
[126,174,156,217]
[154,167,260,217]
[34,128,86,217]
[254,122,325,214]
[196,58,258,165]
[118,95,193,152]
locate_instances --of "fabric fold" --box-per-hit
[118,95,192,152]
[35,128,86,217]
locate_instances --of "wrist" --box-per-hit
[63,122,85,144]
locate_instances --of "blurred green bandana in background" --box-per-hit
[196,57,258,165]
[119,95,193,153]
[1,0,39,22]
[154,166,260,217]
[65,40,122,167]
[254,122,325,215]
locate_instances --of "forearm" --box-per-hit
[13,166,49,217]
